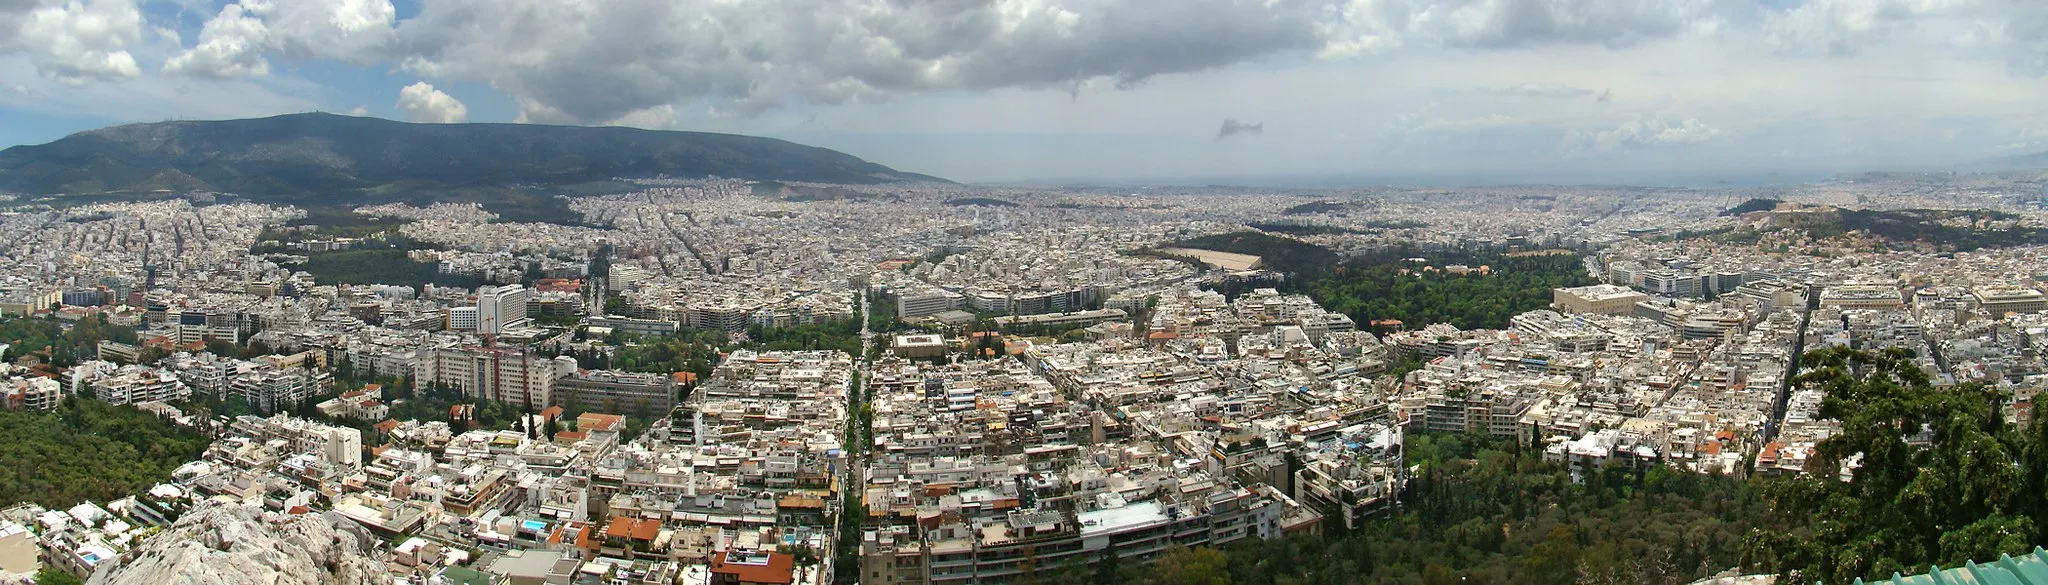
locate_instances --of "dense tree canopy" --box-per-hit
[299,249,484,289]
[0,315,137,368]
[1209,439,1759,585]
[1745,347,2044,583]
[1199,348,2048,585]
[610,329,725,378]
[0,397,210,509]
[1305,252,1597,331]
[739,321,864,356]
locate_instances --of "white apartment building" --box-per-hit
[896,289,964,319]
[229,368,314,413]
[426,347,574,408]
[1733,280,1807,312]
[76,363,190,406]
[4,377,63,410]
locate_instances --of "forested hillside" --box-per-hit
[0,397,210,509]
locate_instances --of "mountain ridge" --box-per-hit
[0,112,945,199]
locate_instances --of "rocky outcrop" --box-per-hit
[86,503,392,585]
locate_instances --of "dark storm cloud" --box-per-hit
[393,0,1329,124]
[1425,0,1725,49]
[1217,119,1264,140]
[383,0,1753,125]
[160,0,2048,131]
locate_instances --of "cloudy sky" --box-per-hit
[4,0,2048,184]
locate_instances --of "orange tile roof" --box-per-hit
[575,522,598,551]
[578,413,625,431]
[604,518,661,541]
[710,551,795,585]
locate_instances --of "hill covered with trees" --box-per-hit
[1088,347,2048,585]
[0,113,942,195]
[1720,198,1783,216]
[0,397,210,509]
[0,112,945,221]
[1055,433,1761,585]
[1216,447,1759,585]
[0,314,137,368]
[1743,347,2048,582]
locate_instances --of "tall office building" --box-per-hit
[476,285,531,334]
[449,306,479,331]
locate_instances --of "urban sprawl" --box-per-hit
[3,174,2048,584]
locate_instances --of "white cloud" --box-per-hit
[1564,117,1725,153]
[394,81,466,123]
[391,0,1768,125]
[1318,0,1736,57]
[163,3,270,77]
[122,0,2048,131]
[256,0,396,60]
[4,0,146,84]
[392,0,1333,124]
[1762,0,1981,56]
[15,0,2048,181]
[161,0,395,78]
[0,54,323,123]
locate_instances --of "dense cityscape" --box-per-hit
[0,170,2046,584]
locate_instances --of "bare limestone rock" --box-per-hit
[86,503,391,585]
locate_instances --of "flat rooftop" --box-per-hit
[1557,284,1646,301]
[1077,501,1168,537]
